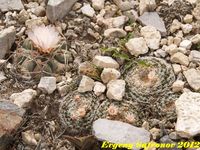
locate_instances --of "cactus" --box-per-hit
[13,39,72,79]
[124,57,179,121]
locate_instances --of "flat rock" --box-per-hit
[0,100,25,150]
[138,12,166,36]
[38,77,57,94]
[184,69,200,91]
[106,80,125,101]
[0,26,16,59]
[0,0,24,12]
[175,92,200,138]
[10,89,37,108]
[46,0,78,22]
[140,26,161,50]
[93,55,119,69]
[92,119,150,150]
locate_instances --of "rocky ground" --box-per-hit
[1,0,200,150]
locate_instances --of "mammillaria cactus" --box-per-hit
[13,25,72,79]
[125,57,178,121]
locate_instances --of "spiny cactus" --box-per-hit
[125,57,178,121]
[13,25,72,79]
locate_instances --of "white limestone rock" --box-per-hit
[78,75,95,93]
[125,37,148,56]
[175,92,200,138]
[172,80,185,92]
[101,68,121,83]
[93,82,106,96]
[10,89,37,108]
[38,77,57,94]
[81,3,95,17]
[179,40,192,50]
[140,26,161,50]
[92,0,105,10]
[106,80,125,101]
[170,52,189,66]
[93,56,119,69]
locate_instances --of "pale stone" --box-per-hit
[141,26,161,50]
[93,119,150,150]
[164,44,177,55]
[106,80,125,101]
[22,130,37,146]
[92,0,105,10]
[181,24,193,34]
[170,19,181,33]
[0,26,16,59]
[160,38,167,46]
[173,37,182,46]
[104,28,127,38]
[172,64,182,75]
[112,16,129,28]
[150,128,161,140]
[10,89,37,108]
[138,12,166,36]
[93,82,106,96]
[46,0,78,22]
[175,92,200,138]
[113,0,135,11]
[184,14,193,23]
[101,68,121,83]
[193,3,200,20]
[93,55,119,69]
[183,69,200,91]
[172,80,185,92]
[123,9,138,22]
[190,34,200,44]
[0,0,24,12]
[0,72,7,83]
[78,75,95,93]
[125,37,148,56]
[81,4,95,17]
[38,77,57,94]
[171,52,189,66]
[139,0,156,15]
[179,40,192,50]
[189,50,200,63]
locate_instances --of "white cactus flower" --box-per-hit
[27,25,60,53]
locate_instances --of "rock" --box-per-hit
[181,24,193,34]
[184,14,193,23]
[189,50,200,63]
[22,130,37,146]
[170,52,189,66]
[123,9,138,22]
[32,6,46,17]
[18,9,30,23]
[78,75,95,93]
[183,69,200,91]
[106,80,125,101]
[92,0,105,10]
[172,64,182,75]
[113,0,135,11]
[93,55,119,69]
[92,119,150,150]
[175,92,200,138]
[101,68,121,83]
[186,0,197,4]
[154,49,166,58]
[173,37,182,46]
[81,3,95,17]
[172,80,185,92]
[0,100,25,150]
[138,12,166,36]
[170,19,181,33]
[25,18,46,29]
[150,128,160,140]
[139,0,156,15]
[179,40,192,50]
[140,26,161,50]
[159,135,174,143]
[10,89,37,108]
[169,132,181,140]
[192,4,200,20]
[166,46,187,56]
[93,82,106,96]
[0,26,16,59]
[38,77,57,94]
[0,0,24,12]
[125,37,148,56]
[46,0,77,22]
[0,72,7,83]
[190,34,200,44]
[104,28,127,38]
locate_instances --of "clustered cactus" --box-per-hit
[13,25,72,79]
[125,57,178,120]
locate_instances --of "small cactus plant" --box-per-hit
[13,25,72,79]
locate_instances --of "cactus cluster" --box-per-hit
[125,57,178,120]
